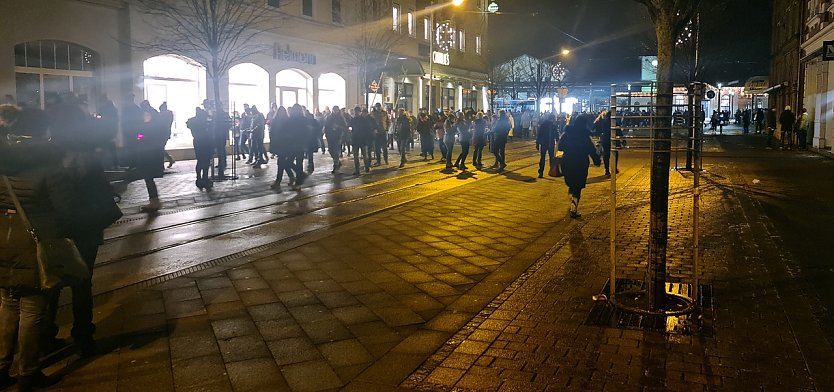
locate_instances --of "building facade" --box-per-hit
[800,0,834,148]
[0,0,489,151]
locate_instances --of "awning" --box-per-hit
[373,58,425,77]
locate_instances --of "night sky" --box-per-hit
[488,0,773,85]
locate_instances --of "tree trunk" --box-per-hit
[648,10,675,311]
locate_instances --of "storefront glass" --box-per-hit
[276,69,312,109]
[143,54,207,148]
[317,72,346,111]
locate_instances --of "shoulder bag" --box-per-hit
[2,176,91,290]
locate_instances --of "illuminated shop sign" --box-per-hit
[273,43,317,65]
[432,51,450,66]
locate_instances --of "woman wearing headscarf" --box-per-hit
[558,114,601,218]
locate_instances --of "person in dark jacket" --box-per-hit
[558,114,601,218]
[537,114,559,178]
[417,112,435,161]
[187,108,213,189]
[453,113,472,171]
[136,101,166,211]
[285,105,310,189]
[594,110,618,177]
[779,105,795,150]
[324,106,347,174]
[491,110,512,171]
[472,112,488,168]
[158,102,176,168]
[305,109,320,173]
[250,105,268,166]
[269,107,295,190]
[0,106,68,390]
[395,109,412,168]
[349,107,373,175]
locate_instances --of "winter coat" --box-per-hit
[349,115,374,147]
[456,120,471,144]
[779,110,795,133]
[537,119,559,147]
[473,119,488,145]
[135,110,166,179]
[395,116,412,140]
[324,113,347,140]
[558,125,601,190]
[0,141,84,289]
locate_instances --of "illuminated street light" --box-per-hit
[452,0,464,5]
[561,48,571,56]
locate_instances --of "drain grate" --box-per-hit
[586,279,714,336]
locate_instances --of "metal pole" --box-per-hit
[428,1,434,112]
[692,82,702,304]
[609,91,617,300]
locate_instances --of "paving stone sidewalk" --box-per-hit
[402,154,833,391]
[40,141,614,392]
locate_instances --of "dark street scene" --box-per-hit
[1,0,833,391]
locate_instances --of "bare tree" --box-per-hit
[632,0,701,310]
[339,0,404,107]
[518,55,566,111]
[132,0,277,110]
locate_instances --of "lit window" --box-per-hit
[302,0,312,17]
[475,34,481,54]
[392,4,400,31]
[458,29,465,52]
[407,12,415,37]
[423,17,430,40]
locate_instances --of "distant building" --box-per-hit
[800,0,834,148]
[769,0,802,136]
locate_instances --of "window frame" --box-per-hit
[475,34,482,54]
[331,0,342,24]
[407,11,415,37]
[301,0,313,17]
[392,4,401,32]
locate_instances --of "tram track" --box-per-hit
[94,144,541,273]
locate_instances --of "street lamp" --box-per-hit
[428,0,463,112]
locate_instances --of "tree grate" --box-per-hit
[586,278,714,336]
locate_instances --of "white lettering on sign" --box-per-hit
[273,43,317,65]
[432,51,450,66]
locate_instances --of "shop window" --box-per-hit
[267,0,279,7]
[331,0,342,24]
[318,73,346,110]
[475,34,482,54]
[442,87,455,110]
[13,40,98,109]
[423,17,430,40]
[395,82,414,109]
[458,29,465,52]
[276,68,312,108]
[143,54,207,147]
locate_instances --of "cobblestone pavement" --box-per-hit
[32,133,834,391]
[401,134,834,391]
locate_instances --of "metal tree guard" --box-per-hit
[604,81,704,318]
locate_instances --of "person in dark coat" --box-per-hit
[558,114,601,218]
[536,114,559,178]
[269,107,295,190]
[187,108,213,189]
[284,104,310,189]
[250,105,268,166]
[324,106,347,174]
[0,107,70,390]
[134,101,166,211]
[594,110,619,177]
[158,102,176,168]
[779,105,795,150]
[395,109,412,168]
[491,110,512,171]
[416,112,434,161]
[453,113,472,171]
[471,112,488,168]
[349,107,373,175]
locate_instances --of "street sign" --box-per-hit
[706,90,715,99]
[487,1,499,13]
[824,41,834,61]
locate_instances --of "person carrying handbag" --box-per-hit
[0,104,72,391]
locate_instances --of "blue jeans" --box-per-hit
[0,289,47,376]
